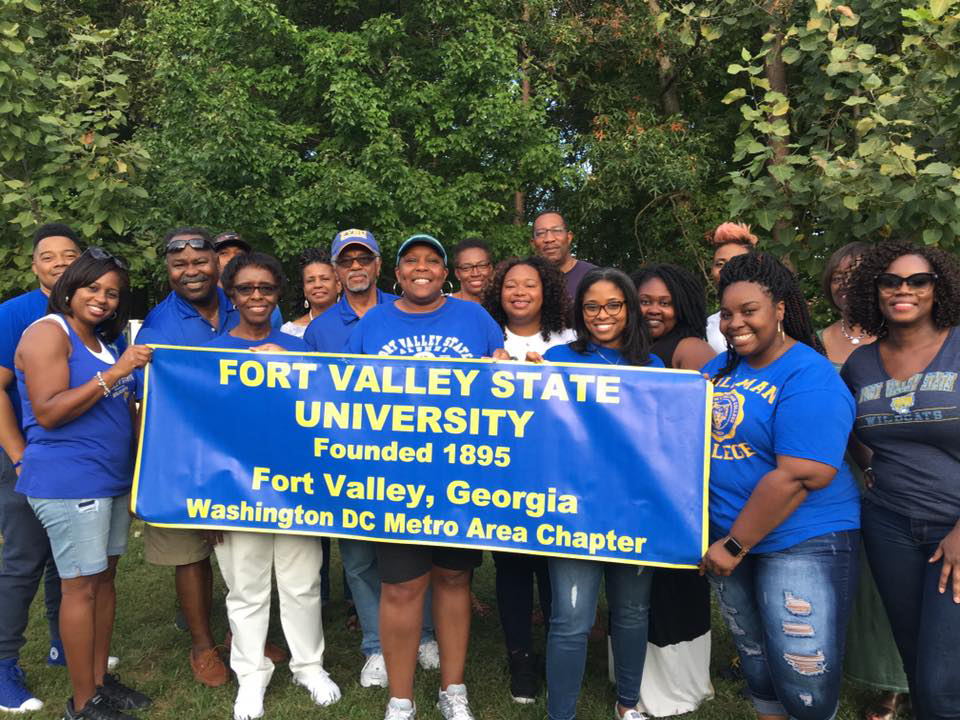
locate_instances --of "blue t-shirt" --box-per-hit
[543,341,665,368]
[16,316,137,499]
[702,343,860,553]
[206,329,308,352]
[304,289,399,353]
[0,289,48,428]
[347,297,502,358]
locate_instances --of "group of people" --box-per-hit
[0,213,957,720]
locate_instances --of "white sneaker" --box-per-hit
[616,705,650,720]
[107,656,119,671]
[437,684,475,720]
[384,697,416,720]
[360,653,388,688]
[232,682,265,720]
[417,639,439,670]
[293,669,341,707]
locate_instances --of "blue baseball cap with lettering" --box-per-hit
[331,229,379,262]
[396,234,447,266]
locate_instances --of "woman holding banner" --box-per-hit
[207,252,341,720]
[15,249,152,720]
[540,268,662,720]
[347,234,504,720]
[630,263,715,716]
[700,252,860,720]
[482,256,574,703]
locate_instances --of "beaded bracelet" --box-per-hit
[95,371,111,397]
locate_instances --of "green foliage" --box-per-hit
[0,0,152,297]
[720,0,960,278]
[134,0,566,293]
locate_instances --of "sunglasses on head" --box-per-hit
[875,272,938,292]
[164,236,214,255]
[84,246,126,270]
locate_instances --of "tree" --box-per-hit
[0,0,151,297]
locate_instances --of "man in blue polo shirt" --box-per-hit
[0,223,80,712]
[136,227,237,688]
[303,229,397,352]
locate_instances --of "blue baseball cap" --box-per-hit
[331,229,379,262]
[396,234,447,266]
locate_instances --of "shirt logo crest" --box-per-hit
[712,389,746,442]
[890,392,915,416]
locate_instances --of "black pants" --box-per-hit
[0,448,61,660]
[493,551,551,655]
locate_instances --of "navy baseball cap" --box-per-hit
[331,229,379,261]
[396,234,447,266]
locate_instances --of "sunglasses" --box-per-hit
[164,236,214,254]
[84,246,126,270]
[334,254,377,268]
[875,272,938,292]
[233,283,279,297]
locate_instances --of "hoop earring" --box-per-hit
[109,311,117,320]
[304,299,309,309]
[392,282,403,296]
[443,280,454,295]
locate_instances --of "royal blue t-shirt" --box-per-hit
[16,316,137,499]
[206,329,308,352]
[304,289,399,353]
[702,343,860,553]
[347,297,502,358]
[543,341,665,368]
[0,289,48,428]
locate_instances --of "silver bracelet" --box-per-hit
[95,371,110,397]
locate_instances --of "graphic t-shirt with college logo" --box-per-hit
[841,326,960,524]
[702,343,860,552]
[347,296,503,359]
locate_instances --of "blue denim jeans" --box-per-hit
[708,530,857,720]
[861,500,960,720]
[0,448,60,660]
[339,538,434,656]
[546,557,652,720]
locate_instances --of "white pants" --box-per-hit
[215,531,325,688]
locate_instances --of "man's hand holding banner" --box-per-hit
[132,347,711,568]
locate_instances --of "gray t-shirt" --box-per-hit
[841,326,960,523]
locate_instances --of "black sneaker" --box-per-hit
[97,675,151,710]
[507,650,539,704]
[64,694,138,720]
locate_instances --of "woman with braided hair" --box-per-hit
[700,252,860,720]
[841,241,960,720]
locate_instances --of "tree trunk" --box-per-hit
[514,3,530,225]
[647,0,681,116]
[764,0,792,247]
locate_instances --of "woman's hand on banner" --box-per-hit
[249,343,286,353]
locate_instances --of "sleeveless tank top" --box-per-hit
[650,330,684,368]
[16,315,136,499]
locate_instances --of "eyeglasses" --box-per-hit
[233,283,279,297]
[334,254,377,268]
[582,300,624,318]
[164,236,214,254]
[533,226,567,240]
[84,246,126,270]
[456,261,492,274]
[875,272,938,292]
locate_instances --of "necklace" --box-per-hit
[841,319,866,345]
[593,346,623,365]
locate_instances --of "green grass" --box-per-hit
[14,521,878,719]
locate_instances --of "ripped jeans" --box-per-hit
[546,557,652,720]
[708,530,857,720]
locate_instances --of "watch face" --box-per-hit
[723,537,742,556]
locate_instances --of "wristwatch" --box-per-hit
[722,535,749,559]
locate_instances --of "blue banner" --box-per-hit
[132,346,711,568]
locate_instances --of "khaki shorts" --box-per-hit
[144,523,212,566]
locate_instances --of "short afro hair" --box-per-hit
[846,241,960,337]
[482,256,569,341]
